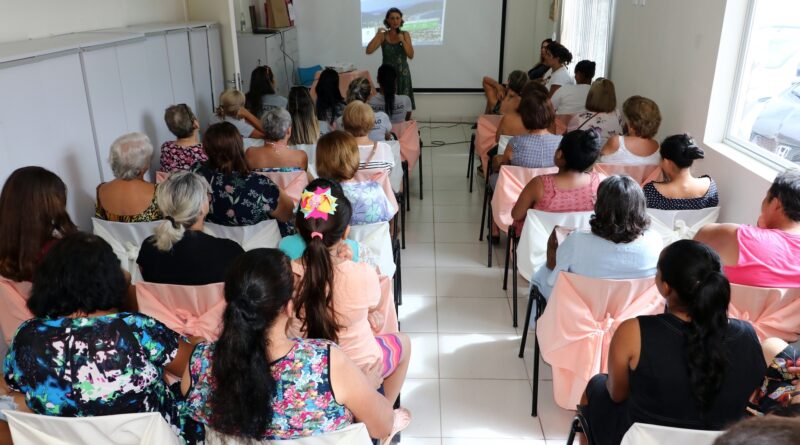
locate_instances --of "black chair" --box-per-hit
[394,190,406,249]
[418,133,424,201]
[503,224,521,327]
[479,149,499,267]
[467,133,476,193]
[518,285,547,416]
[566,408,592,444]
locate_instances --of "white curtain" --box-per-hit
[557,0,615,77]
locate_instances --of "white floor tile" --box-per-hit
[440,379,544,439]
[536,380,577,439]
[401,268,437,297]
[407,222,435,244]
[433,222,481,244]
[432,175,472,191]
[433,205,483,224]
[437,297,515,334]
[403,379,442,438]
[433,190,484,207]
[403,243,436,268]
[407,333,439,379]
[435,243,489,268]
[438,333,528,380]
[436,267,507,298]
[442,440,547,445]
[399,296,438,333]
[402,439,442,445]
[406,204,435,223]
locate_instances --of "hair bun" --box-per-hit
[683,136,705,160]
[581,129,601,151]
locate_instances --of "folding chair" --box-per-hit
[646,207,720,246]
[135,282,226,341]
[728,284,800,342]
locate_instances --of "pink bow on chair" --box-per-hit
[135,282,226,341]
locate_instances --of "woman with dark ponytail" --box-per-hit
[579,240,765,445]
[643,134,719,210]
[289,178,411,414]
[369,64,412,123]
[182,248,396,441]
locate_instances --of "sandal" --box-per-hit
[381,407,412,445]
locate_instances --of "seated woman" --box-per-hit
[0,166,77,282]
[245,108,308,172]
[580,240,765,445]
[3,232,200,443]
[481,70,529,115]
[747,337,800,417]
[214,89,265,140]
[527,38,554,81]
[369,64,412,124]
[341,77,392,142]
[182,248,397,442]
[287,86,320,146]
[551,60,595,115]
[567,78,623,147]
[160,104,208,173]
[245,65,287,117]
[316,131,395,226]
[289,178,411,410]
[96,132,163,222]
[532,175,662,299]
[342,101,395,174]
[137,172,244,285]
[315,68,346,135]
[644,134,719,210]
[191,122,293,234]
[541,41,574,97]
[600,95,662,165]
[489,81,549,162]
[511,130,603,225]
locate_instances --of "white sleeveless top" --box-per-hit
[600,136,661,165]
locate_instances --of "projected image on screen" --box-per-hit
[361,0,447,47]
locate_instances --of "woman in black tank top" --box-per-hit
[579,240,765,445]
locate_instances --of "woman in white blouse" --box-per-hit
[542,41,575,97]
[551,60,595,115]
[600,95,662,165]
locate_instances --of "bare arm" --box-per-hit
[606,318,640,403]
[694,223,741,267]
[166,337,202,378]
[329,346,394,439]
[366,29,385,55]
[512,176,544,221]
[600,135,620,156]
[548,84,562,98]
[401,31,414,59]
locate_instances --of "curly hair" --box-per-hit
[590,175,650,243]
[623,95,662,139]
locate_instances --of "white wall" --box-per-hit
[0,0,186,43]
[609,0,774,225]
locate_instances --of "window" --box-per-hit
[727,0,800,167]
[557,0,615,78]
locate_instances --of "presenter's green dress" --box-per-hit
[381,40,415,109]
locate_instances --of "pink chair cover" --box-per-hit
[0,277,33,345]
[537,272,664,409]
[136,282,226,341]
[490,166,558,233]
[352,169,400,216]
[254,170,309,205]
[593,163,663,186]
[309,69,374,101]
[728,284,800,342]
[391,120,421,172]
[476,114,503,174]
[377,275,399,334]
[155,171,170,184]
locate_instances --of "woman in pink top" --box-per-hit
[511,129,604,227]
[695,170,800,288]
[290,178,411,408]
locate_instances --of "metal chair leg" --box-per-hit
[512,230,519,327]
[468,134,476,193]
[479,179,489,241]
[418,147,423,200]
[486,201,493,268]
[400,192,406,249]
[502,226,512,291]
[518,286,535,358]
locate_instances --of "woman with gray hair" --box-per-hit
[160,103,208,172]
[336,77,392,142]
[95,132,163,222]
[137,171,243,285]
[245,107,309,172]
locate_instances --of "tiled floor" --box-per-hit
[397,122,575,444]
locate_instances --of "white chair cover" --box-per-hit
[91,218,162,283]
[2,411,182,445]
[516,210,594,281]
[620,422,722,445]
[205,423,371,445]
[382,140,404,193]
[290,144,318,177]
[203,220,281,251]
[348,222,395,278]
[497,134,512,155]
[646,207,720,246]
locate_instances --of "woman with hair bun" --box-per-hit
[137,171,243,285]
[579,240,765,445]
[643,134,719,210]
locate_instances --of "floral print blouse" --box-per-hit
[160,141,208,173]
[342,181,394,225]
[567,110,624,147]
[184,339,353,440]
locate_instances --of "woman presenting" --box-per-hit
[366,7,415,109]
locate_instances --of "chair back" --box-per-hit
[91,218,162,283]
[620,422,722,445]
[476,114,504,173]
[490,166,559,233]
[136,281,225,341]
[290,144,318,177]
[352,169,400,216]
[203,220,282,251]
[497,135,513,155]
[516,210,594,281]
[348,222,395,278]
[646,207,720,246]
[255,170,309,206]
[593,163,662,186]
[205,423,371,445]
[0,277,33,345]
[155,171,170,184]
[728,284,800,342]
[382,140,404,193]
[537,272,664,409]
[391,120,420,171]
[3,411,182,445]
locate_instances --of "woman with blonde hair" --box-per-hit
[600,95,662,165]
[215,89,265,139]
[137,171,243,285]
[567,78,624,147]
[287,86,320,146]
[341,77,392,142]
[342,101,395,174]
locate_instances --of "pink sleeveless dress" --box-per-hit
[723,225,800,288]
[511,172,600,235]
